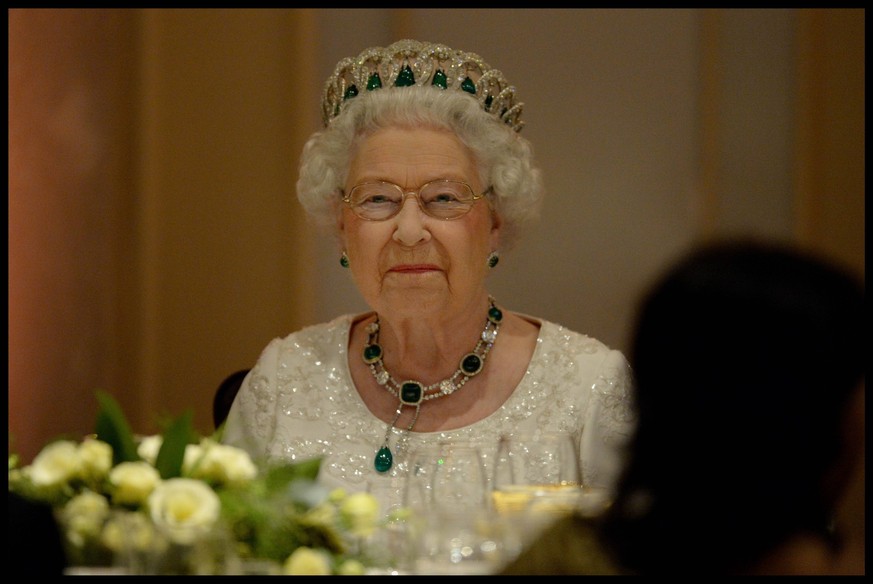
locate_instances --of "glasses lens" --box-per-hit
[419,181,476,219]
[348,183,403,220]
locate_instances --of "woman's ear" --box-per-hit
[489,210,502,248]
[333,199,346,243]
[333,196,346,233]
[333,199,349,253]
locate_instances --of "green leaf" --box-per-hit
[210,421,226,443]
[154,411,196,479]
[262,457,322,492]
[291,457,322,481]
[94,391,139,465]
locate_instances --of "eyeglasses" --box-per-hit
[342,179,491,221]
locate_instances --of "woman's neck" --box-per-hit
[373,298,493,379]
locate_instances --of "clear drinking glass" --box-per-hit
[428,443,489,514]
[364,474,415,574]
[491,432,583,530]
[404,442,508,574]
[111,511,240,575]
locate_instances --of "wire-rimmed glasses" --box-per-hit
[342,179,491,221]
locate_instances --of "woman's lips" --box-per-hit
[388,264,440,274]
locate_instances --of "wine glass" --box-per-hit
[364,474,414,574]
[112,510,241,575]
[404,445,441,511]
[428,443,489,514]
[404,442,490,513]
[404,442,507,574]
[491,432,583,532]
[367,474,408,523]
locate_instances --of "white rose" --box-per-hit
[339,492,380,538]
[336,558,366,575]
[304,501,338,528]
[101,511,161,555]
[62,490,110,548]
[28,440,81,488]
[77,438,113,483]
[109,461,161,506]
[206,443,257,485]
[328,487,347,504]
[137,435,163,465]
[148,478,221,545]
[181,443,206,476]
[283,547,333,575]
[186,440,257,486]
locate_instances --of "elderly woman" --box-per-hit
[221,40,634,494]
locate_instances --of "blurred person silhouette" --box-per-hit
[502,239,864,575]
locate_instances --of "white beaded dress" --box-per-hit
[221,313,635,494]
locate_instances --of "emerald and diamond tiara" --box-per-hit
[321,39,524,132]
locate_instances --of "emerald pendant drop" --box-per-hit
[375,446,393,472]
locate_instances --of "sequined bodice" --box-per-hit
[222,314,635,493]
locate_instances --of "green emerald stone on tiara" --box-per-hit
[367,72,383,91]
[337,85,359,116]
[395,65,415,87]
[461,76,476,95]
[432,69,448,89]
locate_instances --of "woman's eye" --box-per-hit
[363,194,395,205]
[431,192,460,204]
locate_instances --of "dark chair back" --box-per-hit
[213,369,250,429]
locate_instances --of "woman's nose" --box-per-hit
[392,195,431,246]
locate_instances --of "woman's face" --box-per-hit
[340,126,500,318]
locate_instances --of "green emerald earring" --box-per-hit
[340,251,350,268]
[487,251,499,269]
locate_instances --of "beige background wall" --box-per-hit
[8,9,864,464]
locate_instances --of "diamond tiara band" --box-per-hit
[321,39,524,132]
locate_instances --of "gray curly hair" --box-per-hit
[296,86,544,251]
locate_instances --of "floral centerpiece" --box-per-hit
[8,391,381,575]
